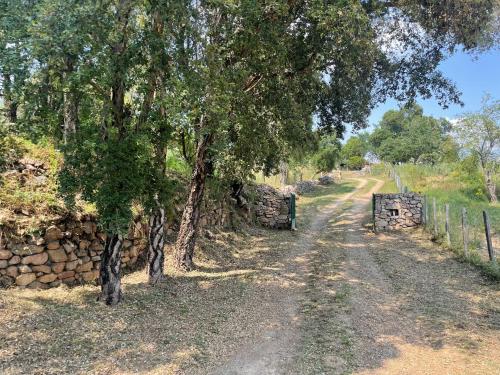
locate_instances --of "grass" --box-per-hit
[373,162,500,279]
[254,165,322,189]
[0,175,360,374]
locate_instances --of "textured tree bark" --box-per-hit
[148,206,166,284]
[3,73,17,123]
[63,91,78,142]
[62,56,78,143]
[99,234,123,305]
[485,170,497,203]
[174,133,213,271]
[279,161,288,187]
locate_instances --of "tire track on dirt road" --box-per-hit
[205,179,371,375]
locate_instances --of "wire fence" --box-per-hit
[384,165,499,272]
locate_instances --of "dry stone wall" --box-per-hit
[0,216,147,289]
[254,185,291,229]
[374,193,423,231]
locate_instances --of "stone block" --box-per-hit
[32,265,51,274]
[0,250,12,260]
[48,249,67,263]
[21,252,48,266]
[16,273,36,286]
[38,273,58,283]
[45,225,63,241]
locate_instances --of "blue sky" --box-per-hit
[347,48,500,139]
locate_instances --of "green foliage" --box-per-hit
[370,104,454,164]
[313,135,341,174]
[454,95,500,170]
[341,135,368,164]
[346,156,365,170]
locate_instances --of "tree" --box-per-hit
[173,0,500,272]
[454,96,500,202]
[370,104,451,164]
[341,136,368,167]
[313,134,341,174]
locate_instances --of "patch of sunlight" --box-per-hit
[190,269,256,279]
[355,337,500,375]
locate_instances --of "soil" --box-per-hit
[0,176,498,375]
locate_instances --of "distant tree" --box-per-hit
[313,135,341,174]
[454,96,500,202]
[370,104,451,164]
[341,136,368,167]
[346,156,365,170]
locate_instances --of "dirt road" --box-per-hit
[203,177,500,374]
[1,177,498,375]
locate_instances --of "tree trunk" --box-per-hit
[485,170,497,203]
[279,161,288,187]
[63,91,78,142]
[3,73,17,123]
[174,133,213,271]
[99,233,123,305]
[148,206,166,284]
[62,56,78,143]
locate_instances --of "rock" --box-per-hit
[27,280,50,289]
[49,280,62,287]
[58,270,75,280]
[0,260,7,269]
[295,180,317,194]
[18,265,32,273]
[67,252,78,261]
[11,244,44,256]
[76,261,92,273]
[48,249,68,263]
[21,252,48,266]
[90,240,104,251]
[62,241,77,253]
[38,273,58,283]
[82,221,95,235]
[0,275,14,288]
[0,250,12,260]
[79,240,91,251]
[52,262,66,273]
[15,273,36,286]
[65,260,79,271]
[318,175,334,185]
[47,241,60,250]
[45,225,63,241]
[62,277,76,284]
[82,271,97,282]
[6,266,18,278]
[8,255,21,265]
[32,265,51,274]
[35,237,45,246]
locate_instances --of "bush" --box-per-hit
[347,156,364,170]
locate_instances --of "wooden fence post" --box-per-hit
[445,204,451,246]
[424,195,429,226]
[433,198,437,237]
[461,208,468,258]
[483,211,496,263]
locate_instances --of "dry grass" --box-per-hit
[1,178,499,375]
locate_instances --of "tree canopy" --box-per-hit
[369,104,453,164]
